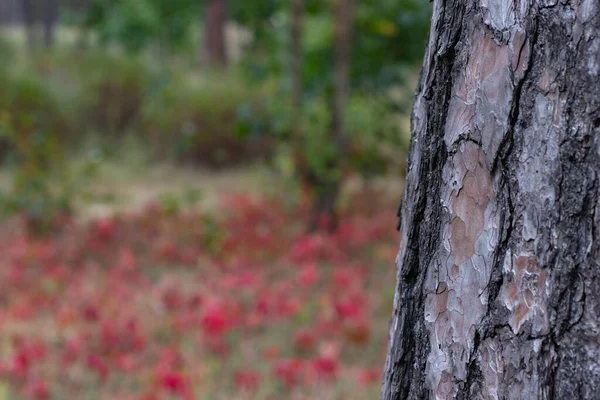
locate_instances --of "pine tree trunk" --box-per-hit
[203,0,227,68]
[381,1,600,399]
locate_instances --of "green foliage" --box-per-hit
[199,211,224,255]
[0,37,15,71]
[76,51,155,136]
[0,68,67,164]
[228,0,430,193]
[0,0,432,223]
[0,71,96,231]
[235,81,407,183]
[229,0,283,34]
[142,70,274,167]
[236,0,431,94]
[353,0,432,90]
[84,0,200,52]
[345,94,406,177]
[297,94,405,182]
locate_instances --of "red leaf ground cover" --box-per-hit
[0,191,398,399]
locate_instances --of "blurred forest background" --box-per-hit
[0,0,431,399]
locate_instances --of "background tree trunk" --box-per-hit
[42,0,59,48]
[0,0,21,26]
[290,0,303,132]
[382,1,600,399]
[308,0,356,232]
[22,0,37,48]
[203,0,227,68]
[331,0,354,148]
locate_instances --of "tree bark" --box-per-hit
[203,0,228,68]
[382,1,600,399]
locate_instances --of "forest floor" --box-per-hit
[78,163,405,221]
[0,165,403,400]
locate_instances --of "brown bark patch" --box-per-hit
[502,254,549,334]
[450,144,493,266]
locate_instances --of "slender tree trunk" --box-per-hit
[308,0,356,232]
[203,0,227,68]
[289,0,312,227]
[42,0,59,48]
[22,0,37,48]
[331,0,354,150]
[290,0,303,132]
[381,1,600,399]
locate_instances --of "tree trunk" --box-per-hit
[308,0,356,232]
[22,0,37,48]
[290,0,303,132]
[0,0,20,25]
[42,0,59,48]
[381,1,600,399]
[203,0,227,68]
[331,0,354,149]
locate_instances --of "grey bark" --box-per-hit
[381,1,600,399]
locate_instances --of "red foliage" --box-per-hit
[298,263,319,287]
[86,354,109,381]
[0,191,398,398]
[26,380,49,400]
[293,329,317,352]
[201,302,228,337]
[311,355,339,380]
[358,367,381,386]
[273,358,304,388]
[159,371,185,393]
[234,370,261,392]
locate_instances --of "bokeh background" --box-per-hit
[0,1,431,399]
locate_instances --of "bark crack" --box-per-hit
[492,13,540,174]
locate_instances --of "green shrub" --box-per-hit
[143,70,274,167]
[77,52,154,136]
[0,70,96,232]
[345,93,408,177]
[0,69,69,164]
[259,90,407,184]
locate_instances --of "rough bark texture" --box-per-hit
[381,1,600,399]
[203,0,227,68]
